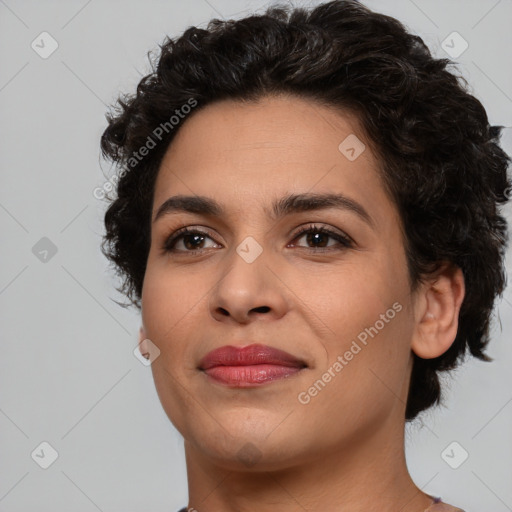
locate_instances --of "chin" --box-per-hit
[183,415,308,470]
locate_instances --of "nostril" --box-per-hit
[252,306,270,313]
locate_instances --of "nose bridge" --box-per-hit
[224,202,273,266]
[221,233,268,296]
[208,229,283,322]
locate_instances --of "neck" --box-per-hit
[183,412,433,512]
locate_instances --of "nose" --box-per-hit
[208,245,289,325]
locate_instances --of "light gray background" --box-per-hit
[1,1,511,511]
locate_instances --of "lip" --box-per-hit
[198,344,307,387]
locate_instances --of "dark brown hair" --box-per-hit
[100,0,511,420]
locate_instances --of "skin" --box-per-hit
[138,93,465,511]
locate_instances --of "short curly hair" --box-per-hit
[99,0,511,421]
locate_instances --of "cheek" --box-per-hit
[310,262,399,339]
[309,263,413,392]
[141,265,210,431]
[303,308,413,433]
[141,263,207,360]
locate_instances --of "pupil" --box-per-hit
[185,234,204,250]
[308,232,327,247]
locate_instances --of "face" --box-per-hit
[141,94,419,471]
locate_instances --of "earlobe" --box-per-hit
[411,263,465,359]
[138,326,149,357]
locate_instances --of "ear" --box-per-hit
[411,262,465,359]
[138,326,150,359]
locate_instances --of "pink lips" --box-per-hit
[198,344,307,387]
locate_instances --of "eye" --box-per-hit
[288,224,353,251]
[163,227,220,255]
[162,223,354,256]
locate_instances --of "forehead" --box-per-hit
[153,94,390,221]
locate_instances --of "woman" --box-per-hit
[99,1,510,510]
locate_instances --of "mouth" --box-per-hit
[198,343,308,388]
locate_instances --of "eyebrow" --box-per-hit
[153,192,374,228]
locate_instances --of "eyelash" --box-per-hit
[162,223,354,256]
